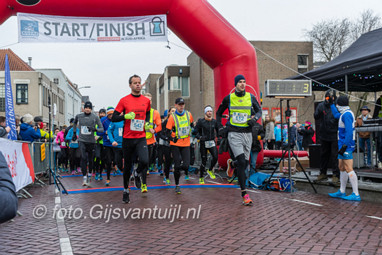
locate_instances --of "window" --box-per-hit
[16,84,28,104]
[298,54,308,74]
[181,77,189,97]
[53,78,59,84]
[0,83,4,112]
[171,77,180,90]
[159,86,164,95]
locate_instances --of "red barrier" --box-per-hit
[263,150,309,158]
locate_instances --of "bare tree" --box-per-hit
[304,10,382,63]
[350,9,382,41]
[304,19,351,62]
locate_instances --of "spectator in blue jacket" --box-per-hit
[0,151,18,223]
[274,124,282,150]
[19,114,41,142]
[108,118,124,186]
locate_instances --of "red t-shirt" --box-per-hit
[115,94,151,139]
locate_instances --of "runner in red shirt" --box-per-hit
[112,74,151,203]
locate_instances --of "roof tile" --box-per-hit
[0,49,34,71]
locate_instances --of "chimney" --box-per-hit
[28,57,32,67]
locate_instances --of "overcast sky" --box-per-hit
[0,0,381,110]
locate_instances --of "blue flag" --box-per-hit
[5,54,17,140]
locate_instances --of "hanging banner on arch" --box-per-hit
[17,13,167,43]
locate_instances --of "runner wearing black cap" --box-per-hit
[166,98,194,194]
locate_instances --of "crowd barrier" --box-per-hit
[0,138,58,198]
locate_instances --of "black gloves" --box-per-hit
[87,126,96,132]
[171,136,178,143]
[97,136,103,142]
[338,145,347,156]
[72,135,77,142]
[218,126,228,138]
[247,118,257,127]
[332,90,337,104]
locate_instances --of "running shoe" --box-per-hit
[105,180,110,186]
[116,169,122,174]
[242,194,253,206]
[122,192,130,203]
[185,175,190,181]
[77,167,81,173]
[342,192,361,201]
[175,185,181,194]
[95,173,99,181]
[207,169,216,179]
[141,184,148,193]
[71,170,76,175]
[87,174,92,183]
[99,174,103,181]
[147,170,150,175]
[199,177,205,184]
[226,159,234,178]
[113,171,116,177]
[328,190,346,199]
[82,177,87,186]
[134,175,142,189]
[159,170,163,176]
[163,177,167,183]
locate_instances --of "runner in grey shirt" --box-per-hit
[72,101,104,186]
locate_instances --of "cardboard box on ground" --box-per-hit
[279,157,310,174]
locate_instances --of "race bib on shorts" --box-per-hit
[61,142,66,147]
[81,126,91,135]
[130,119,144,131]
[178,126,190,137]
[232,112,248,124]
[205,140,215,148]
[118,128,123,137]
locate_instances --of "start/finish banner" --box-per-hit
[17,13,168,43]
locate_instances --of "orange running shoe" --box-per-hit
[226,159,234,177]
[242,194,253,206]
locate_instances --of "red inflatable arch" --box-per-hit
[0,0,263,166]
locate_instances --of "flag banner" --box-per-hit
[4,54,17,140]
[17,13,168,43]
[0,138,35,192]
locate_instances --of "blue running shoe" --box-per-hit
[113,171,116,177]
[185,175,190,181]
[342,193,361,201]
[328,190,346,199]
[116,169,122,174]
[99,174,103,181]
[95,173,99,181]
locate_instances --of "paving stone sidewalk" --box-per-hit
[1,172,382,254]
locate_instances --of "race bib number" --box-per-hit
[130,119,144,131]
[61,142,66,147]
[178,126,190,137]
[118,128,123,137]
[205,140,216,148]
[81,126,91,135]
[232,112,248,124]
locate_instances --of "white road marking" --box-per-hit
[289,199,323,207]
[366,216,382,220]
